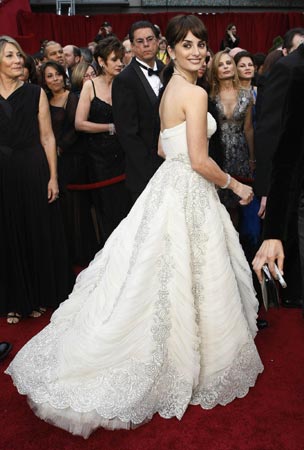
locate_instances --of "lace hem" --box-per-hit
[191,340,263,408]
[6,339,263,438]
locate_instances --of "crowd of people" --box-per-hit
[1,14,304,438]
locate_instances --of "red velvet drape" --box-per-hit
[0,0,30,36]
[15,10,304,55]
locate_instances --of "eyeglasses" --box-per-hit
[83,72,96,79]
[134,36,156,46]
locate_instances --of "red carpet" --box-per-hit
[1,307,304,450]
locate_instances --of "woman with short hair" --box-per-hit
[75,37,130,245]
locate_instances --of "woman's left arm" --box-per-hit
[38,88,59,203]
[244,101,255,171]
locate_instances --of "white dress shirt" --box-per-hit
[135,57,162,97]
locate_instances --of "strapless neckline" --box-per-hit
[161,121,186,135]
[161,113,217,140]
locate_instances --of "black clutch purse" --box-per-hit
[261,265,280,311]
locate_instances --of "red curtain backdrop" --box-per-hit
[0,0,30,36]
[15,10,304,55]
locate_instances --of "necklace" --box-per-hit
[173,71,197,84]
[172,71,188,81]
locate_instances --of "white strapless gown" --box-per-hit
[6,114,263,438]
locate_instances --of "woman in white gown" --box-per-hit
[6,15,263,438]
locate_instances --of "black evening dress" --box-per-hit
[0,83,71,317]
[49,91,100,266]
[86,81,130,244]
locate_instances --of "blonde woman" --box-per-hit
[0,36,70,323]
[209,50,254,226]
[71,61,96,96]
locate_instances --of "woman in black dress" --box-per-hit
[219,23,240,51]
[75,37,130,245]
[0,36,70,323]
[41,61,99,266]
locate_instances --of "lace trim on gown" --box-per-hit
[6,119,263,438]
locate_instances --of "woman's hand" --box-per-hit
[249,159,256,173]
[48,178,59,203]
[230,178,254,205]
[257,196,267,219]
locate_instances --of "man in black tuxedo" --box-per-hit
[253,33,304,299]
[112,21,164,204]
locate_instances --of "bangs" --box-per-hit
[166,15,208,47]
[113,47,124,60]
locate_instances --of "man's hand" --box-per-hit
[252,239,284,283]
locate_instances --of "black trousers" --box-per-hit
[281,222,302,302]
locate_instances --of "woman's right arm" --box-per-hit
[38,89,59,203]
[157,135,166,159]
[185,86,253,205]
[75,81,113,133]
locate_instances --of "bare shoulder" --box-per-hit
[190,84,207,99]
[79,79,94,100]
[82,79,93,92]
[160,81,207,127]
[183,84,207,110]
[176,82,206,101]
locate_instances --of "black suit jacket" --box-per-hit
[112,57,164,194]
[254,44,304,240]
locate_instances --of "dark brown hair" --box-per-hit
[94,37,124,75]
[165,15,208,50]
[40,60,68,98]
[261,49,283,75]
[161,15,208,91]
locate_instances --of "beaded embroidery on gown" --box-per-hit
[6,113,263,438]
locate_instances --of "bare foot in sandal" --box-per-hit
[7,312,22,324]
[29,307,47,318]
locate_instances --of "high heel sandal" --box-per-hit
[7,312,22,324]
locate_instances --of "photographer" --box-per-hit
[220,23,240,51]
[94,21,115,43]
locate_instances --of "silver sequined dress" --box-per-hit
[6,113,263,438]
[215,88,252,208]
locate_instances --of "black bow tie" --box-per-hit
[137,61,160,77]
